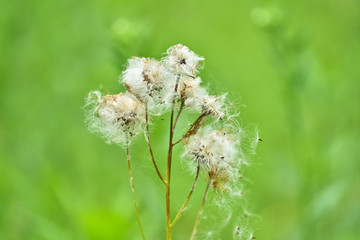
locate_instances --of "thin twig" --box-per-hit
[166,75,180,240]
[190,177,213,240]
[126,135,146,240]
[173,99,185,130]
[173,113,207,146]
[145,106,166,185]
[171,163,200,227]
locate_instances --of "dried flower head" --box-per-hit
[121,57,170,112]
[183,126,240,191]
[84,44,257,239]
[200,94,226,119]
[180,77,226,120]
[85,91,145,145]
[164,44,204,76]
[182,77,206,108]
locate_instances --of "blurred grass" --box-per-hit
[1,0,360,239]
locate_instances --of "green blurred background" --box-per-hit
[1,0,359,239]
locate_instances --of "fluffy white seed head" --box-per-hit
[182,77,207,109]
[121,57,170,113]
[84,44,256,235]
[180,77,226,119]
[85,91,145,145]
[164,44,204,76]
[183,126,240,191]
[201,94,226,119]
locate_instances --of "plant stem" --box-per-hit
[173,113,207,146]
[173,99,184,130]
[145,106,166,185]
[190,177,212,240]
[126,136,146,240]
[171,163,200,227]
[166,76,180,240]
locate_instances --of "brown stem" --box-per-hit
[145,106,166,185]
[190,177,212,240]
[173,99,185,130]
[126,135,146,240]
[173,113,208,146]
[171,163,200,227]
[166,76,180,240]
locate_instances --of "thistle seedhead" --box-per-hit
[181,77,226,120]
[200,94,226,120]
[183,126,241,191]
[84,43,258,239]
[164,44,204,77]
[121,57,171,113]
[182,77,207,108]
[85,91,145,145]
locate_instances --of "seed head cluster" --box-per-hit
[85,43,257,238]
[85,43,245,187]
[85,44,227,144]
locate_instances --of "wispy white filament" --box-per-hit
[84,43,258,238]
[121,57,171,113]
[183,126,241,191]
[85,91,145,145]
[164,44,204,77]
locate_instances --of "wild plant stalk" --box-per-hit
[85,44,257,239]
[173,112,207,146]
[165,76,180,240]
[126,135,146,240]
[171,163,200,227]
[173,99,185,130]
[145,106,166,184]
[190,177,213,240]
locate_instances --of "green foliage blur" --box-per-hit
[1,0,359,239]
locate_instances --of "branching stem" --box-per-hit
[173,99,185,130]
[166,75,180,240]
[173,113,207,146]
[190,177,213,240]
[171,163,200,227]
[145,106,166,185]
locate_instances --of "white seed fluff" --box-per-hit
[182,77,207,110]
[85,91,145,145]
[183,126,240,190]
[84,43,257,238]
[200,94,226,119]
[164,44,204,77]
[121,57,170,113]
[181,77,226,119]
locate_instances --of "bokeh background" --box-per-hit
[1,0,359,239]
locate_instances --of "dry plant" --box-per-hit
[84,44,259,240]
